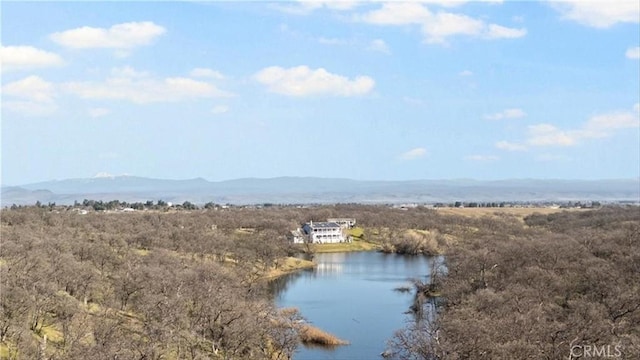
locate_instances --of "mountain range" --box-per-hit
[2,176,639,206]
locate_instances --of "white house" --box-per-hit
[301,221,345,244]
[327,218,356,229]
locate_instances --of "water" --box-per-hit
[271,251,438,360]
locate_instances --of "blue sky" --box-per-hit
[1,1,639,185]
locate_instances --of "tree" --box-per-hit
[182,201,197,210]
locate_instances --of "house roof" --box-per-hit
[305,221,341,229]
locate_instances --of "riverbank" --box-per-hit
[265,256,316,279]
[264,239,380,280]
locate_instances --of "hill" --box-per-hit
[2,176,639,206]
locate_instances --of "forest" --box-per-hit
[1,204,638,359]
[390,206,639,359]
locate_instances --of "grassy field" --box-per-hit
[311,239,380,253]
[434,206,576,218]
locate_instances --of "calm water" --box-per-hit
[271,251,437,360]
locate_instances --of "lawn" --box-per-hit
[312,239,379,253]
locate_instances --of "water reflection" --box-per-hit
[272,251,440,360]
[315,261,344,276]
[270,269,307,297]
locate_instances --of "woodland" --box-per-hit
[390,206,639,359]
[1,203,638,359]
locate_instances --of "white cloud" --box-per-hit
[399,147,428,160]
[211,105,230,114]
[63,67,233,104]
[583,111,640,132]
[89,108,110,118]
[465,154,499,161]
[486,24,527,39]
[367,39,391,54]
[498,105,640,149]
[550,1,640,28]
[50,21,166,49]
[546,108,640,145]
[527,124,576,147]
[356,3,526,44]
[423,12,484,43]
[1,75,57,116]
[458,70,473,76]
[2,75,55,102]
[423,14,525,43]
[190,68,225,79]
[254,65,374,97]
[321,1,359,11]
[0,45,64,72]
[356,3,432,25]
[484,108,526,120]
[626,46,640,59]
[273,1,359,15]
[495,141,527,151]
[414,0,463,8]
[409,0,503,7]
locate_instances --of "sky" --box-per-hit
[1,0,639,185]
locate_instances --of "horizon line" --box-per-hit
[3,174,640,188]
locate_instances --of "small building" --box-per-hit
[288,229,305,244]
[302,221,345,244]
[327,218,356,229]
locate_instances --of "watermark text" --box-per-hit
[570,344,623,358]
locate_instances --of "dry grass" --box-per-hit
[299,324,349,346]
[312,239,379,253]
[435,207,572,218]
[264,257,315,279]
[347,227,364,238]
[0,343,14,359]
[278,307,301,318]
[40,324,64,344]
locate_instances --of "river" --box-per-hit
[271,251,438,360]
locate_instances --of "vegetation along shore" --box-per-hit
[1,203,638,359]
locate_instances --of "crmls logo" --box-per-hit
[570,344,623,358]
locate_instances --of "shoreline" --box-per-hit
[263,256,316,280]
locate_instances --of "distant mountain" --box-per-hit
[1,186,57,205]
[2,176,639,206]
